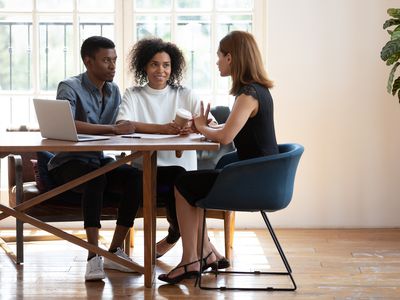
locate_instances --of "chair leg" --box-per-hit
[198,211,297,291]
[130,227,135,249]
[261,211,293,274]
[124,228,131,256]
[195,209,208,288]
[16,219,24,264]
[223,211,235,260]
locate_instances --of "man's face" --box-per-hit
[85,48,117,82]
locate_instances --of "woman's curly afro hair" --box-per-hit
[128,38,186,87]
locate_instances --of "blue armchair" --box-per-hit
[196,143,304,291]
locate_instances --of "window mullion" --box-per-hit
[211,0,217,105]
[32,0,39,96]
[72,0,80,78]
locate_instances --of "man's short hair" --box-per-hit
[80,36,115,60]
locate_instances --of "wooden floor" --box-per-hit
[0,228,400,299]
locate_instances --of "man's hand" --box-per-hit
[113,121,136,135]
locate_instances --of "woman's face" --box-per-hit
[216,50,231,77]
[145,51,171,89]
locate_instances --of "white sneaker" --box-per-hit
[104,247,138,273]
[85,255,106,281]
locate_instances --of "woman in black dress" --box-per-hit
[159,30,279,284]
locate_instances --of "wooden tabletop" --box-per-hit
[0,132,219,153]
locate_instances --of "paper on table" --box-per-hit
[121,133,180,139]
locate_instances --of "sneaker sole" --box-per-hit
[85,274,106,281]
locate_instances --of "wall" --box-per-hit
[236,0,400,228]
[2,0,400,230]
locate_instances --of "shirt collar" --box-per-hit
[82,72,112,96]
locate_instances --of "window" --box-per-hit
[0,0,266,130]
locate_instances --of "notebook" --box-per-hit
[33,98,110,142]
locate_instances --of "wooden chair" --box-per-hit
[6,151,131,264]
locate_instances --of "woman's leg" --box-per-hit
[161,188,201,278]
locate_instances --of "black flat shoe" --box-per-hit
[201,251,218,272]
[158,260,200,284]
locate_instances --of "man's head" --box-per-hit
[81,36,117,83]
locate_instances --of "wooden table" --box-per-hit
[0,132,219,287]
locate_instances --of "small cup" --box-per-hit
[174,108,191,128]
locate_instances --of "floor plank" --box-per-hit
[0,228,399,299]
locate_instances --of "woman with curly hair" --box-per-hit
[117,38,215,258]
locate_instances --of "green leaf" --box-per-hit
[388,8,400,19]
[391,25,400,40]
[386,53,400,65]
[381,39,400,61]
[392,76,400,96]
[388,62,400,92]
[383,18,400,29]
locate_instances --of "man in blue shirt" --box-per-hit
[48,36,140,281]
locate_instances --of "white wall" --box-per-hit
[2,0,400,230]
[235,0,400,229]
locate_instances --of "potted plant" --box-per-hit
[380,8,400,101]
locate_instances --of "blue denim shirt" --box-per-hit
[48,72,121,170]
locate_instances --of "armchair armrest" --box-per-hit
[8,155,24,206]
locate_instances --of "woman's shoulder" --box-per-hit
[238,83,271,100]
[238,84,258,99]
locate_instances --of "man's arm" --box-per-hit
[76,120,135,135]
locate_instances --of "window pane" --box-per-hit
[176,15,211,90]
[79,16,114,72]
[216,0,253,11]
[78,0,114,12]
[0,0,32,11]
[8,96,33,126]
[216,14,252,40]
[136,15,171,41]
[39,17,73,91]
[177,0,211,10]
[79,16,114,41]
[37,0,73,12]
[0,17,32,91]
[134,0,171,11]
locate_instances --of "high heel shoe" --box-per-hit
[214,257,230,270]
[158,260,200,284]
[201,251,218,272]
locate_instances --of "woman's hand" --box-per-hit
[160,122,182,134]
[193,101,210,134]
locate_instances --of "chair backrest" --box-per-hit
[196,143,304,212]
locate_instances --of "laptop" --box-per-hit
[33,98,110,142]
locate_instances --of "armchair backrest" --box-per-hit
[196,143,304,212]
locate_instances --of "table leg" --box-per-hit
[143,151,157,288]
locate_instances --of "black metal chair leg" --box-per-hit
[261,211,292,273]
[198,211,296,291]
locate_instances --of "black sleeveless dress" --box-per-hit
[175,83,278,205]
